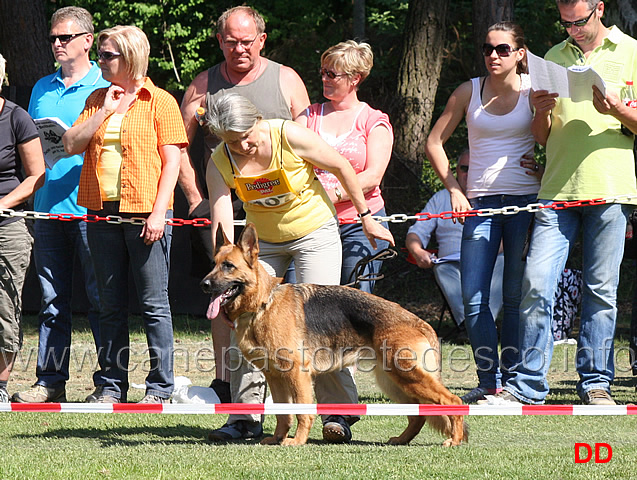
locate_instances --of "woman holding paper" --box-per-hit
[425,22,541,404]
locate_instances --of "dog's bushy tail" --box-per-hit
[425,415,469,443]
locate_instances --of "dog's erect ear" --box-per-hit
[237,223,259,267]
[214,224,232,254]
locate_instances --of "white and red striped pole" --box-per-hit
[1,403,635,416]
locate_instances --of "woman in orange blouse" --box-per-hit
[64,25,187,405]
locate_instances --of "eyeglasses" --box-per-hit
[458,165,469,173]
[482,43,519,57]
[223,37,258,50]
[559,4,598,29]
[320,68,348,80]
[48,32,89,44]
[97,50,122,61]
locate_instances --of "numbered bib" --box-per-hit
[234,168,298,208]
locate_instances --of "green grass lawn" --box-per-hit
[2,314,636,479]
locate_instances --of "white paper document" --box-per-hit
[34,117,70,169]
[527,51,606,102]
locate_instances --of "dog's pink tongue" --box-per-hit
[206,296,221,320]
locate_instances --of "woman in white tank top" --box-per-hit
[425,22,542,404]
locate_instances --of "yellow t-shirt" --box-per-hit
[211,119,335,242]
[98,113,124,201]
[540,27,637,202]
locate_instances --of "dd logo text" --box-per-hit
[575,443,612,463]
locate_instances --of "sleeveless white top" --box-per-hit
[465,74,540,198]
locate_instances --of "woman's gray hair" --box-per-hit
[0,53,6,92]
[205,93,263,136]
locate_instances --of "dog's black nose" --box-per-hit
[200,278,212,293]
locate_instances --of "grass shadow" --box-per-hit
[614,377,637,388]
[13,424,212,447]
[21,313,211,338]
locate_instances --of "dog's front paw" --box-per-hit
[260,435,282,445]
[387,436,408,446]
[281,437,306,446]
[441,438,461,447]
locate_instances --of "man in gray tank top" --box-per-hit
[179,6,309,237]
[178,6,321,441]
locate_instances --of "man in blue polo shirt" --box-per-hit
[12,6,109,403]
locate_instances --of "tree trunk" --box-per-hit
[393,0,448,179]
[0,0,54,87]
[471,0,514,76]
[353,0,366,40]
[611,0,637,38]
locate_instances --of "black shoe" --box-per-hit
[208,420,263,442]
[209,379,231,403]
[85,385,105,403]
[322,415,352,443]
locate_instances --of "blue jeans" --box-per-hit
[506,201,630,404]
[339,207,390,294]
[34,219,102,388]
[628,258,637,375]
[87,206,174,400]
[434,255,504,327]
[461,194,536,389]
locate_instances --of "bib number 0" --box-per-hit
[248,192,296,208]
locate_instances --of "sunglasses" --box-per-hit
[559,4,598,29]
[482,43,519,57]
[97,50,122,61]
[48,32,88,44]
[458,165,469,173]
[320,68,348,80]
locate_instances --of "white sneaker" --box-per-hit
[477,391,524,405]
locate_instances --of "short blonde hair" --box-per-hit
[0,53,5,92]
[98,25,150,81]
[321,40,374,84]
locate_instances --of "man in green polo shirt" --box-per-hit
[482,0,637,406]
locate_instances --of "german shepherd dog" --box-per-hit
[200,224,468,446]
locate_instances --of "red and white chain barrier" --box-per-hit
[1,402,635,416]
[4,194,637,227]
[3,196,634,418]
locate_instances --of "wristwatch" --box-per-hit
[334,187,343,201]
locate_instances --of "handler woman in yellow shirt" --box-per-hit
[204,92,394,444]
